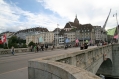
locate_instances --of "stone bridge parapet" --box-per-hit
[0,48,29,55]
[28,45,112,79]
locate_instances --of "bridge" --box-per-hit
[28,44,119,79]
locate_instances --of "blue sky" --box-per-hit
[0,0,119,33]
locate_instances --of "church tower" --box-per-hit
[74,14,80,25]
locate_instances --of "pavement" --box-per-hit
[0,67,28,79]
[0,46,97,79]
[0,52,33,57]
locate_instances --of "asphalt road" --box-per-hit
[0,46,97,79]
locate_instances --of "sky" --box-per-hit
[0,0,119,33]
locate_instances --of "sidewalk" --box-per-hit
[0,52,33,57]
[0,67,28,79]
[0,49,58,57]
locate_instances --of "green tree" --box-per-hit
[28,41,35,47]
[8,36,27,48]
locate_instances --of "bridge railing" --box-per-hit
[28,45,112,79]
[0,48,29,55]
[0,45,65,55]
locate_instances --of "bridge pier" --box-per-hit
[112,44,119,78]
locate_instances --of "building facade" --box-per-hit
[64,32,76,44]
[16,27,49,40]
[63,15,96,45]
[26,32,54,45]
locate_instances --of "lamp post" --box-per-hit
[83,30,84,44]
[57,24,59,46]
[113,12,119,43]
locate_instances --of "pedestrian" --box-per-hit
[36,45,39,52]
[11,46,15,55]
[51,45,54,50]
[45,44,48,50]
[41,44,44,51]
[30,45,33,52]
[34,45,37,53]
[80,43,84,50]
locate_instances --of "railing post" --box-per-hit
[84,52,88,67]
[71,56,76,66]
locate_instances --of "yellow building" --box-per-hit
[26,32,54,45]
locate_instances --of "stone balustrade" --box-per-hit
[0,48,29,55]
[0,45,64,55]
[28,45,112,79]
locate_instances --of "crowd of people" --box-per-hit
[10,40,112,55]
[29,44,54,52]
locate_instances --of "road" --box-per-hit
[0,46,97,79]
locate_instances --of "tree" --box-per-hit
[8,36,27,48]
[28,41,35,47]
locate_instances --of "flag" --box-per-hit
[114,34,118,39]
[39,37,44,43]
[1,34,6,43]
[107,27,116,35]
[75,39,79,43]
[65,38,69,43]
[0,40,3,44]
[0,34,6,44]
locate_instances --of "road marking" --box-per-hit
[0,67,27,75]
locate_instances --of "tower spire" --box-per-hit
[76,14,77,18]
[74,14,79,25]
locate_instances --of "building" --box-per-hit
[64,15,95,45]
[64,31,76,44]
[64,15,80,32]
[53,28,61,45]
[76,24,95,44]
[93,26,102,43]
[26,32,54,45]
[15,27,49,40]
[0,31,15,38]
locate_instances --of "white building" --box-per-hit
[16,27,49,40]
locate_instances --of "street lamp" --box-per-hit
[57,24,59,46]
[83,30,84,44]
[113,12,119,43]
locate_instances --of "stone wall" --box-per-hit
[0,48,29,55]
[28,45,112,79]
[112,44,119,78]
[28,59,100,79]
[0,45,64,55]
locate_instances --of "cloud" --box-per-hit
[37,0,119,30]
[0,0,119,34]
[0,0,66,33]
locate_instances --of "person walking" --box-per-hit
[41,44,44,51]
[45,44,48,50]
[34,45,37,53]
[11,46,15,55]
[51,45,54,50]
[30,45,33,52]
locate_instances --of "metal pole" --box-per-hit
[114,12,119,43]
[83,32,84,44]
[57,24,59,46]
[116,13,119,43]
